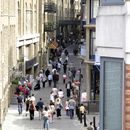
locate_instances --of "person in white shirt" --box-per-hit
[50,91,55,103]
[31,94,36,103]
[52,68,57,74]
[58,89,64,99]
[57,62,61,72]
[42,106,50,130]
[52,87,58,99]
[48,74,53,87]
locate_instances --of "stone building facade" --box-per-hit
[0,0,44,127]
[16,0,43,77]
[0,0,17,126]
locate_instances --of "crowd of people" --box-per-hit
[16,48,96,130]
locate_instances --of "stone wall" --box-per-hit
[0,84,15,128]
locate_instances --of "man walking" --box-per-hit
[68,97,76,119]
[36,98,44,119]
[17,93,23,115]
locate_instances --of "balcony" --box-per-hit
[44,2,57,13]
[44,22,56,32]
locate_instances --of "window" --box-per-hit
[100,58,123,130]
[34,5,37,32]
[26,3,32,33]
[18,2,21,35]
[30,4,33,33]
[25,3,28,33]
[90,0,99,23]
[101,0,124,6]
[19,46,23,60]
[90,30,96,60]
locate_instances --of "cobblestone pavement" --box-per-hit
[2,45,99,130]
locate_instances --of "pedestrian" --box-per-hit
[30,94,36,103]
[64,49,69,56]
[50,91,55,103]
[36,98,44,120]
[87,122,94,130]
[39,71,44,83]
[58,89,64,99]
[63,73,67,84]
[48,73,53,87]
[49,100,55,123]
[42,106,50,130]
[55,97,63,119]
[68,68,72,80]
[34,78,40,90]
[63,60,67,74]
[29,100,36,120]
[57,61,61,72]
[66,81,72,98]
[71,67,76,81]
[17,93,23,115]
[65,99,69,116]
[68,97,76,119]
[52,87,58,99]
[25,95,31,116]
[52,70,59,87]
[79,104,86,123]
[45,68,50,78]
[42,76,47,88]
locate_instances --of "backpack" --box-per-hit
[29,104,34,110]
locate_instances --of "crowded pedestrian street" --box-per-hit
[2,45,99,130]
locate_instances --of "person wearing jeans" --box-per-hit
[17,94,23,115]
[18,103,23,115]
[42,106,50,130]
[68,97,76,119]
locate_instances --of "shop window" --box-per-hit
[89,30,96,60]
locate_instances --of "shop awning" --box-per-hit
[48,41,58,49]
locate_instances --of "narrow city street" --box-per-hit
[2,45,99,130]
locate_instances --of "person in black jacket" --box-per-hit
[45,68,50,78]
[53,70,59,87]
[36,98,44,119]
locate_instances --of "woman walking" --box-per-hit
[29,100,35,120]
[55,97,63,119]
[49,101,55,123]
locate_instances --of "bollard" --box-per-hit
[83,113,87,127]
[93,116,97,130]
